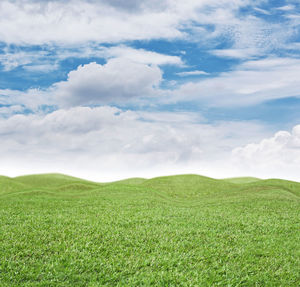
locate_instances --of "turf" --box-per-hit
[0,173,299,286]
[223,177,262,184]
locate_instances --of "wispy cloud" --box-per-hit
[176,70,209,76]
[0,49,48,71]
[0,44,183,72]
[211,48,259,59]
[100,46,183,66]
[253,7,271,15]
[276,5,295,11]
[172,57,300,107]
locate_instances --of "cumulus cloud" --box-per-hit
[0,106,267,181]
[0,57,164,109]
[3,56,300,110]
[232,125,300,180]
[54,58,162,106]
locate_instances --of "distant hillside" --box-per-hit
[1,173,298,203]
[0,173,299,286]
[223,177,262,184]
[14,173,96,187]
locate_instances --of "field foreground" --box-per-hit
[0,173,299,286]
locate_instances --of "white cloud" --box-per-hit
[102,46,183,66]
[0,0,269,47]
[3,56,300,110]
[0,0,183,44]
[172,57,300,107]
[1,105,299,181]
[0,106,267,181]
[0,0,296,65]
[23,63,59,72]
[211,48,259,59]
[199,7,295,59]
[232,124,300,180]
[176,70,209,76]
[286,42,300,50]
[1,1,300,182]
[0,56,164,109]
[54,59,162,106]
[0,49,50,71]
[276,5,295,11]
[0,44,183,71]
[0,88,52,109]
[0,105,25,117]
[285,13,300,25]
[253,7,271,15]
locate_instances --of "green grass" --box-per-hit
[223,177,262,184]
[0,173,299,286]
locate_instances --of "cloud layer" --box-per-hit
[233,125,300,180]
[0,0,184,44]
[1,0,289,51]
[0,106,267,180]
[0,0,300,181]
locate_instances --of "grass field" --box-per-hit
[0,173,299,286]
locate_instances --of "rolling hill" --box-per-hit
[0,173,299,286]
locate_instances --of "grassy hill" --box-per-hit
[0,173,299,286]
[223,176,262,184]
[14,173,99,188]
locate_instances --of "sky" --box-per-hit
[1,0,300,181]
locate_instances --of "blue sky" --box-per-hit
[0,0,300,181]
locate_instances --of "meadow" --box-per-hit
[0,173,299,286]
